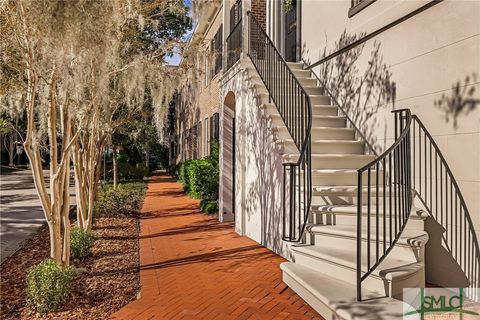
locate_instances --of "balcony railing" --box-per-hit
[226,19,242,70]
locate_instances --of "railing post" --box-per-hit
[357,171,363,301]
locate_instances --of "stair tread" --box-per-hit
[308,224,429,247]
[310,204,428,220]
[310,169,376,174]
[312,185,385,192]
[271,114,344,119]
[292,244,424,281]
[281,139,363,144]
[285,154,374,158]
[281,262,408,320]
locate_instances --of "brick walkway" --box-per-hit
[111,175,321,320]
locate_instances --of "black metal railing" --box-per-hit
[247,12,312,242]
[411,115,480,300]
[226,19,242,70]
[356,109,412,301]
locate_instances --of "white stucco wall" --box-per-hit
[219,58,291,258]
[300,0,480,288]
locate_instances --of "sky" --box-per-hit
[165,0,194,66]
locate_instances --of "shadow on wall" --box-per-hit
[434,73,480,129]
[243,77,285,256]
[303,31,396,153]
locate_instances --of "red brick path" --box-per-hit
[111,175,321,320]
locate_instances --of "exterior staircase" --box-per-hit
[261,61,428,319]
[225,11,478,320]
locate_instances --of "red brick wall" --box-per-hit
[251,0,266,30]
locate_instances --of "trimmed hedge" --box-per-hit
[177,143,219,214]
[94,182,147,217]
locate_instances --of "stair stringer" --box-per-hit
[218,55,300,260]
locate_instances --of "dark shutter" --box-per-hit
[213,25,223,75]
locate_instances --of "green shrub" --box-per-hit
[177,160,194,192]
[177,142,219,214]
[70,228,95,260]
[186,159,218,200]
[26,259,74,314]
[118,162,150,181]
[200,199,218,214]
[94,182,147,217]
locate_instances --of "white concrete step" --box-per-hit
[306,169,381,185]
[286,62,305,70]
[308,224,428,263]
[311,201,428,226]
[310,185,388,205]
[279,140,364,154]
[296,77,317,87]
[310,95,331,105]
[285,154,374,169]
[291,244,425,298]
[310,204,427,229]
[311,105,338,116]
[274,126,356,141]
[291,69,312,78]
[281,262,410,320]
[271,115,346,129]
[262,103,338,117]
[303,86,325,95]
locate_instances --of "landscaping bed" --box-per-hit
[0,187,143,319]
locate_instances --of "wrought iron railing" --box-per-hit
[226,19,242,70]
[356,109,412,301]
[411,115,480,300]
[247,12,312,242]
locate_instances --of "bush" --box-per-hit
[186,160,218,200]
[26,259,74,314]
[94,182,147,217]
[200,199,218,214]
[177,143,219,214]
[118,162,150,181]
[70,227,95,260]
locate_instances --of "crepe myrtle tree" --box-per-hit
[0,0,214,257]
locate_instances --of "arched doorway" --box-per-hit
[219,91,236,223]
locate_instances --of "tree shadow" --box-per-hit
[242,74,286,256]
[139,244,268,271]
[434,73,480,129]
[303,31,396,153]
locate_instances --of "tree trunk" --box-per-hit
[8,134,14,167]
[145,149,150,168]
[113,148,118,189]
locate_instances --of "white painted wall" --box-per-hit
[219,59,291,258]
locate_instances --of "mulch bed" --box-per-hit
[0,215,140,319]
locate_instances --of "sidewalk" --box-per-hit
[111,175,321,320]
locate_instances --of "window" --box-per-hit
[212,25,223,76]
[208,113,220,144]
[349,0,375,17]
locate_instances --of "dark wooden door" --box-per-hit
[285,0,297,62]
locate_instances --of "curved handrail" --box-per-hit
[247,11,312,242]
[411,114,480,299]
[356,108,412,301]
